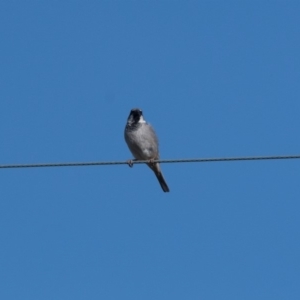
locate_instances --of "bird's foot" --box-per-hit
[127,159,136,168]
[148,158,155,167]
[127,160,134,168]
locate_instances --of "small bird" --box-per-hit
[124,108,170,192]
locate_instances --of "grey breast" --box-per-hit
[125,123,159,160]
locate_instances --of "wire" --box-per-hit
[0,154,300,169]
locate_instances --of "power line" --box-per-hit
[0,154,300,169]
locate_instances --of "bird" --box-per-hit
[124,108,170,192]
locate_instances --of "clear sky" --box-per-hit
[1,1,300,299]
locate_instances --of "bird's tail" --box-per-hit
[154,170,170,192]
[148,162,170,192]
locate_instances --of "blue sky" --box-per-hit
[1,1,300,299]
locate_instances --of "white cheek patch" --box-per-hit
[138,115,146,123]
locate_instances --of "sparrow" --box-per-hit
[124,108,170,192]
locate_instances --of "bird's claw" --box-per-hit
[127,160,134,168]
[148,159,155,167]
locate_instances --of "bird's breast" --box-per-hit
[125,124,159,160]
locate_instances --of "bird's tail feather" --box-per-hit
[147,162,170,193]
[154,171,170,192]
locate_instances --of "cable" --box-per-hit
[0,154,300,169]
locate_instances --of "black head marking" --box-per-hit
[127,108,143,124]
